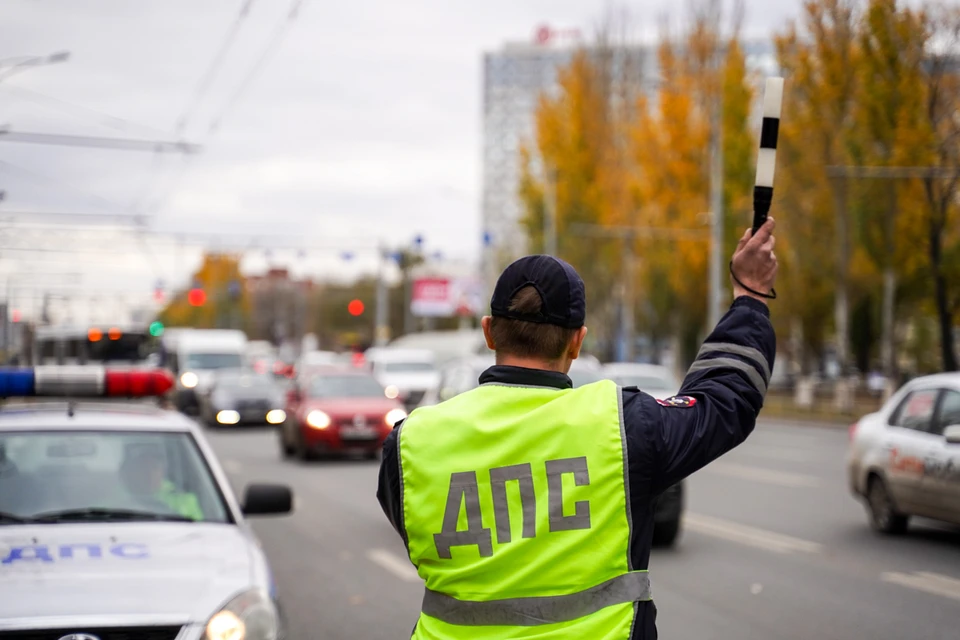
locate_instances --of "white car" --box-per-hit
[847,372,960,533]
[365,348,441,411]
[601,363,680,400]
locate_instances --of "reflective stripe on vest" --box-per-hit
[398,379,644,638]
[422,571,651,626]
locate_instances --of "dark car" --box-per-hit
[430,355,685,547]
[278,369,408,461]
[199,369,286,428]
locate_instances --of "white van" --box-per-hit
[160,329,248,414]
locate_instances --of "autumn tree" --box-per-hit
[846,0,929,382]
[918,2,960,371]
[775,0,860,395]
[158,253,251,331]
[631,4,756,365]
[518,38,644,355]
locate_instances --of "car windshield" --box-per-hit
[0,431,229,524]
[185,352,243,370]
[309,375,386,398]
[303,352,339,365]
[215,372,276,392]
[382,361,435,373]
[610,375,677,390]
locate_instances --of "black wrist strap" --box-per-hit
[729,261,777,300]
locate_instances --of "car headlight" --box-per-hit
[181,372,199,389]
[385,408,407,426]
[384,385,399,399]
[306,410,331,429]
[266,409,286,425]
[217,410,240,425]
[205,588,279,640]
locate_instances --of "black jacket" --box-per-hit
[377,296,776,639]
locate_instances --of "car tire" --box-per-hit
[279,425,295,458]
[867,475,909,534]
[294,428,313,463]
[652,517,682,548]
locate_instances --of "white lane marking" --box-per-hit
[703,462,821,487]
[882,571,960,603]
[737,446,813,463]
[222,460,243,474]
[684,513,823,555]
[367,549,421,583]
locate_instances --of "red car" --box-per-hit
[278,368,407,461]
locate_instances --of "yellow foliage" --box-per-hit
[158,253,251,331]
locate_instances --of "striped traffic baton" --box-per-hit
[753,77,784,234]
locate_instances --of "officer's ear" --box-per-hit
[480,316,496,351]
[568,326,588,360]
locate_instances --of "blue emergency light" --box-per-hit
[0,367,174,398]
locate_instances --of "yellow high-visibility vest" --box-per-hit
[398,379,649,639]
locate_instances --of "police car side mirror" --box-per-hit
[242,483,293,516]
[944,425,960,445]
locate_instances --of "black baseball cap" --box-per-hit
[490,255,586,329]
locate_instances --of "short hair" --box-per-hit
[490,286,578,362]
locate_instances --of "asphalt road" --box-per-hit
[206,420,960,640]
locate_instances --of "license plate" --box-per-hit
[243,410,263,421]
[340,426,378,439]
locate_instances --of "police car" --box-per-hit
[847,372,960,533]
[0,366,294,640]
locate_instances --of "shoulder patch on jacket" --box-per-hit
[656,395,697,408]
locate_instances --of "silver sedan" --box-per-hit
[847,372,960,534]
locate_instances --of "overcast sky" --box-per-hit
[0,0,799,324]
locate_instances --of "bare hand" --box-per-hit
[731,217,778,303]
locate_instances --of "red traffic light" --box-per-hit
[188,288,206,307]
[348,299,365,317]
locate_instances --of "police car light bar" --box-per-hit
[0,366,174,398]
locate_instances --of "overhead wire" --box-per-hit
[0,85,174,138]
[142,0,306,218]
[131,0,258,213]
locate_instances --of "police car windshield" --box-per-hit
[0,431,229,524]
[309,375,385,399]
[185,353,243,370]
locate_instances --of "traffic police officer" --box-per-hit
[378,218,778,639]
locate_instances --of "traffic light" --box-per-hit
[188,288,206,307]
[149,321,165,337]
[348,299,365,317]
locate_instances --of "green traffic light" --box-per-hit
[149,321,165,337]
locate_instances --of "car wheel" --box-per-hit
[294,428,313,463]
[867,475,909,534]
[652,517,682,548]
[279,424,295,458]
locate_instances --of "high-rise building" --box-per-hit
[479,26,776,286]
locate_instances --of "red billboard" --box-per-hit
[411,277,482,318]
